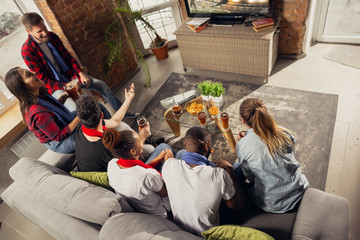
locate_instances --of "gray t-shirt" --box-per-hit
[39,43,61,72]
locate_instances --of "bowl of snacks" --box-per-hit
[186,99,205,116]
[208,103,219,117]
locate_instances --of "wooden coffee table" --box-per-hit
[163,96,237,152]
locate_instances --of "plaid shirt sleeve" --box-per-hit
[25,105,72,143]
[21,32,81,94]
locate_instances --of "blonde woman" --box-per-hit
[234,98,309,213]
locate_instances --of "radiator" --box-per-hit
[10,131,47,159]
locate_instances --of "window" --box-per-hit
[127,0,183,55]
[0,0,29,115]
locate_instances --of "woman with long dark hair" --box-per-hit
[5,67,80,153]
[234,98,309,213]
[103,128,173,218]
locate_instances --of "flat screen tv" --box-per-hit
[184,0,272,24]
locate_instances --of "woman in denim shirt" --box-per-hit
[234,98,309,213]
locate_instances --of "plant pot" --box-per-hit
[150,39,169,60]
[201,94,211,107]
[210,95,224,109]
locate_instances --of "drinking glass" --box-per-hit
[171,104,182,120]
[136,116,148,130]
[209,102,220,118]
[220,111,230,130]
[197,111,207,125]
[65,84,79,101]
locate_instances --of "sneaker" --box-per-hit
[124,112,140,119]
[145,136,165,147]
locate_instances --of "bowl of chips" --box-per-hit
[186,99,205,116]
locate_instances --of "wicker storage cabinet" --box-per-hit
[174,19,280,82]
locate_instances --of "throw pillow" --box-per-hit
[202,225,274,240]
[70,171,112,190]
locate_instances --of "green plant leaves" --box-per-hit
[198,81,225,97]
[198,80,212,95]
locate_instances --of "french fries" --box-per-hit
[187,102,204,115]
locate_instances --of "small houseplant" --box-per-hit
[198,80,212,101]
[105,1,168,87]
[210,82,225,104]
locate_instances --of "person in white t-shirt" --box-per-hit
[162,127,244,236]
[103,128,173,218]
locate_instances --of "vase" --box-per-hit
[201,95,211,107]
[210,95,224,109]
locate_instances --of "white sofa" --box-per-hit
[1,150,350,240]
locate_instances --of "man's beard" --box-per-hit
[34,35,49,43]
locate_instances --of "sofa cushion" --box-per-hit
[99,212,203,240]
[202,225,274,240]
[1,182,101,240]
[70,171,112,190]
[9,158,133,225]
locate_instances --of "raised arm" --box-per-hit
[104,83,135,128]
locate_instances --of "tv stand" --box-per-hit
[174,18,280,82]
[209,16,246,25]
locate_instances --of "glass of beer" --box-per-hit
[71,76,82,94]
[136,116,147,130]
[172,104,182,120]
[197,111,207,125]
[65,84,79,101]
[220,111,230,130]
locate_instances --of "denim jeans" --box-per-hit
[145,143,173,172]
[232,162,246,182]
[52,73,123,114]
[45,131,76,153]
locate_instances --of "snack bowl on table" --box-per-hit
[186,99,205,116]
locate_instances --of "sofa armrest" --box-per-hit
[38,149,76,172]
[292,188,350,240]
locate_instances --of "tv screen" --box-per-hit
[184,0,271,18]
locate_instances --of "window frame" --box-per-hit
[128,0,183,55]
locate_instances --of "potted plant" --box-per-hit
[198,80,212,102]
[210,82,225,104]
[105,1,169,87]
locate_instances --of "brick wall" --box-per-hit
[273,0,310,55]
[33,0,138,90]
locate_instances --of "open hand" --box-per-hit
[125,83,135,101]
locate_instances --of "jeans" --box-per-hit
[52,73,123,114]
[45,131,76,153]
[145,143,173,172]
[232,162,246,182]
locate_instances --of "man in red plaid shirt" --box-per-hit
[20,12,139,118]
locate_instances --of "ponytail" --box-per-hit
[240,98,294,158]
[103,129,135,159]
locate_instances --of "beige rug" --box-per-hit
[324,44,360,69]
